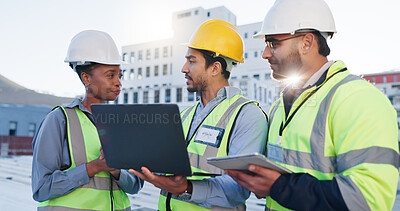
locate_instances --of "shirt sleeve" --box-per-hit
[31,109,90,202]
[113,169,144,194]
[190,103,268,208]
[270,173,348,210]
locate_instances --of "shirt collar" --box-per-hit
[302,60,335,88]
[198,86,241,108]
[64,98,91,114]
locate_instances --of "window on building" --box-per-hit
[133,92,138,103]
[176,88,182,102]
[242,75,248,79]
[28,123,36,137]
[264,88,267,103]
[9,121,17,136]
[231,76,237,80]
[146,66,150,77]
[165,89,171,102]
[254,51,258,58]
[114,97,118,104]
[154,90,160,103]
[146,49,151,60]
[138,68,142,79]
[245,53,248,59]
[163,47,168,57]
[170,63,173,75]
[122,53,128,62]
[244,33,248,39]
[163,64,168,75]
[195,10,199,15]
[130,52,135,63]
[395,76,398,82]
[371,77,376,83]
[240,81,248,97]
[155,48,159,59]
[254,83,257,99]
[188,92,195,102]
[123,93,128,104]
[253,74,260,80]
[143,91,149,103]
[154,65,159,76]
[177,11,191,18]
[138,50,143,61]
[129,69,134,80]
[207,12,210,17]
[121,69,126,80]
[383,76,387,83]
[254,31,258,35]
[170,46,173,57]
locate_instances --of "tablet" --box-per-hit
[207,152,292,174]
[91,104,192,176]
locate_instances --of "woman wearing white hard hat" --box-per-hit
[226,0,399,210]
[32,30,143,210]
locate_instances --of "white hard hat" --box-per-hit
[64,30,122,68]
[254,0,336,39]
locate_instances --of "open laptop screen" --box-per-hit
[91,104,192,176]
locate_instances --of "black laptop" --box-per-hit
[91,104,192,176]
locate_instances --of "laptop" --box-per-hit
[91,104,192,176]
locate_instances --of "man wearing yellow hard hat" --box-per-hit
[226,0,399,210]
[130,19,268,210]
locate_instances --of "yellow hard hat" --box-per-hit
[183,19,244,63]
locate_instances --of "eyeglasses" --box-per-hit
[265,34,306,53]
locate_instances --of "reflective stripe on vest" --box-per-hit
[38,107,131,211]
[181,105,196,123]
[158,192,246,211]
[187,97,250,175]
[38,206,131,211]
[159,95,255,210]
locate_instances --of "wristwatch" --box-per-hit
[177,191,192,201]
[177,181,192,201]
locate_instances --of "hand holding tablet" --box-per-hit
[207,152,292,175]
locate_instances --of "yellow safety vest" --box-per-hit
[265,60,399,210]
[38,107,131,211]
[159,94,255,211]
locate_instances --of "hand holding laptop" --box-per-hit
[129,166,190,195]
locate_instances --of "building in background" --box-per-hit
[118,6,280,112]
[0,74,73,155]
[363,70,400,124]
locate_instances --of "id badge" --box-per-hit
[194,125,224,148]
[267,141,283,163]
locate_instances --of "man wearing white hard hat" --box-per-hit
[130,19,268,210]
[226,0,399,210]
[31,30,143,210]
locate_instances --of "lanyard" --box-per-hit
[279,68,347,136]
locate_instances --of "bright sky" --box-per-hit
[1,0,399,97]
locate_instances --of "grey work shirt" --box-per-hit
[31,98,143,202]
[187,86,268,208]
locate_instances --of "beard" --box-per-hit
[186,74,208,93]
[270,48,302,81]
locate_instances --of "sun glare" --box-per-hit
[285,74,301,86]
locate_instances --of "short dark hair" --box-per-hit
[70,62,101,82]
[194,48,230,79]
[310,31,332,57]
